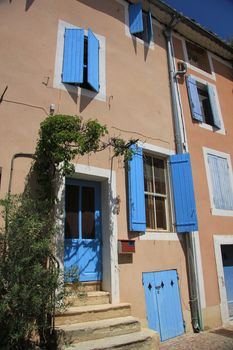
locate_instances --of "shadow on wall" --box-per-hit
[9,0,35,11]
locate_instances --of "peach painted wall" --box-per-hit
[173,35,233,316]
[0,0,191,326]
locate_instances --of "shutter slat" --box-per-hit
[186,76,203,122]
[128,145,146,231]
[170,153,198,232]
[87,29,99,93]
[62,28,84,84]
[129,2,143,34]
[207,84,221,129]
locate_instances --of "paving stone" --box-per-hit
[160,326,233,350]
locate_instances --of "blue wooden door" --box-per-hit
[221,245,233,318]
[143,270,184,341]
[64,179,102,282]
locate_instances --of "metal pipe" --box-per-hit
[163,22,202,332]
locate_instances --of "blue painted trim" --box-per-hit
[87,29,99,93]
[129,2,143,34]
[186,76,203,123]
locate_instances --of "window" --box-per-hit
[186,76,222,130]
[204,149,233,215]
[143,154,170,230]
[62,28,99,93]
[186,41,211,74]
[53,20,106,101]
[128,145,198,233]
[128,2,153,43]
[65,181,100,240]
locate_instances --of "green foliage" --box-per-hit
[0,114,137,349]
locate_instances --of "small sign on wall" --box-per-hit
[118,240,135,254]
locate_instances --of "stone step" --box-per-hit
[55,303,131,326]
[66,291,110,307]
[56,316,141,345]
[62,329,159,350]
[66,281,101,292]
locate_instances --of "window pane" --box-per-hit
[155,197,167,230]
[82,186,95,239]
[144,155,154,193]
[154,158,166,194]
[65,184,79,239]
[145,195,155,229]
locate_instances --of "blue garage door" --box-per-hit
[143,269,184,341]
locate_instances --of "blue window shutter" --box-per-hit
[208,154,233,210]
[147,11,153,42]
[207,84,221,129]
[129,2,143,34]
[186,76,203,122]
[170,153,198,233]
[128,145,146,231]
[62,28,84,84]
[87,29,99,93]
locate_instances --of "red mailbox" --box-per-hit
[118,240,135,254]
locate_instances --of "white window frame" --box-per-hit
[53,20,106,102]
[115,0,155,49]
[137,143,180,240]
[214,235,233,324]
[189,74,225,134]
[203,147,233,217]
[182,38,216,81]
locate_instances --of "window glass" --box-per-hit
[82,186,95,239]
[65,184,79,239]
[143,154,169,230]
[197,82,214,126]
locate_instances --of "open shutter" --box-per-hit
[128,145,146,231]
[207,84,221,129]
[147,11,153,43]
[129,2,143,34]
[186,76,203,123]
[87,29,99,93]
[62,28,84,84]
[170,153,198,233]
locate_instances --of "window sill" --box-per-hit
[211,208,233,217]
[139,231,182,241]
[199,122,225,135]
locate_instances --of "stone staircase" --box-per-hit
[55,284,159,350]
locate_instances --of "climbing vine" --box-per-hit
[0,115,137,349]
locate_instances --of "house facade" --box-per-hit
[0,0,232,343]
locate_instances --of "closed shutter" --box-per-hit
[207,84,221,129]
[128,145,146,231]
[170,153,198,233]
[147,11,153,43]
[87,29,99,93]
[208,154,233,210]
[186,76,203,122]
[62,28,84,84]
[129,2,143,34]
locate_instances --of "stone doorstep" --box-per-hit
[66,281,102,292]
[55,303,132,326]
[66,291,110,307]
[63,329,159,350]
[56,315,141,345]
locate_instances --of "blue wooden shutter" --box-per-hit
[208,154,233,210]
[170,153,198,232]
[128,145,146,231]
[207,84,221,129]
[62,28,84,84]
[147,11,153,42]
[87,29,99,93]
[186,76,203,123]
[129,2,143,34]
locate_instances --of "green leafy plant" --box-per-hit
[0,115,137,349]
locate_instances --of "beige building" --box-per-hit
[0,0,232,347]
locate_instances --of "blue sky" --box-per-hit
[162,0,233,41]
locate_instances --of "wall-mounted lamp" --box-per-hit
[174,61,187,78]
[49,104,55,115]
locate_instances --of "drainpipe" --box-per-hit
[163,19,202,332]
